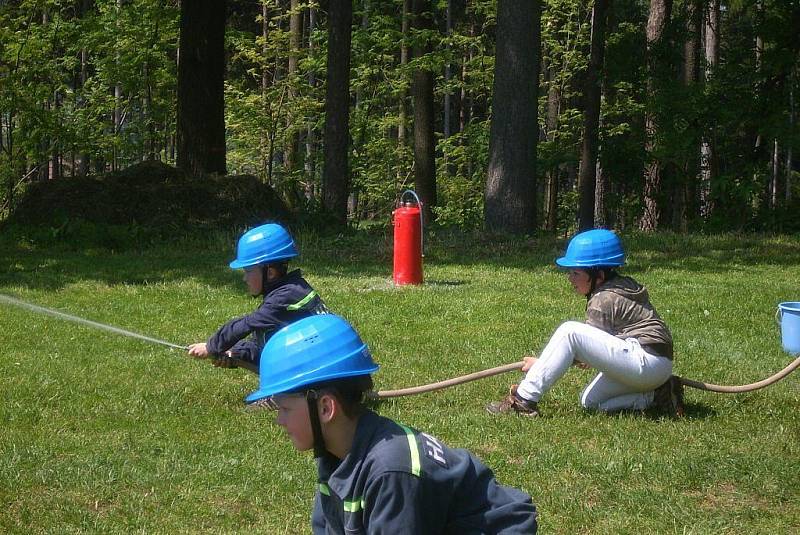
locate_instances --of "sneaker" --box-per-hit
[486,385,540,417]
[652,376,685,417]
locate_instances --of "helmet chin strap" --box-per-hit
[306,391,328,459]
[587,268,599,298]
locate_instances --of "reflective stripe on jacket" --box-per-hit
[206,269,327,364]
[312,411,538,534]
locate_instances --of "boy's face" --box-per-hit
[567,269,592,296]
[243,266,264,296]
[274,394,314,451]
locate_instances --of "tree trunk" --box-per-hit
[755,0,767,215]
[322,0,352,224]
[594,157,607,227]
[485,0,541,234]
[285,0,302,177]
[577,0,609,231]
[443,0,453,140]
[177,0,227,176]
[262,2,273,183]
[771,139,781,209]
[459,25,473,133]
[77,0,91,176]
[699,0,719,219]
[640,0,672,231]
[788,74,795,203]
[544,60,561,232]
[674,0,701,232]
[398,0,410,148]
[113,0,123,171]
[411,0,437,223]
[305,5,318,199]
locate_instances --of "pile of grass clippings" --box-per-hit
[3,161,289,247]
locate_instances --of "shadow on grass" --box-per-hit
[680,402,718,419]
[424,279,467,287]
[1,228,798,294]
[637,402,718,420]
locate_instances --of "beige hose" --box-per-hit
[367,362,524,399]
[367,357,800,399]
[676,357,800,393]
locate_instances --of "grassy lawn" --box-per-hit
[1,229,798,533]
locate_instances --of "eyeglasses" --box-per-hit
[253,390,321,410]
[252,397,279,410]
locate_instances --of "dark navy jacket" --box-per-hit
[206,269,326,365]
[312,411,538,534]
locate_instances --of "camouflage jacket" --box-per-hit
[586,275,673,359]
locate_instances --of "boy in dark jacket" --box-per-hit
[188,223,327,373]
[246,314,538,534]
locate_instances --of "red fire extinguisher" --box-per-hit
[392,189,424,285]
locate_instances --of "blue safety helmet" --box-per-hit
[555,229,625,268]
[229,223,299,269]
[245,314,379,404]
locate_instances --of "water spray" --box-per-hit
[0,293,188,351]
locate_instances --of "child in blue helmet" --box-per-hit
[488,229,684,417]
[247,315,538,534]
[187,223,327,373]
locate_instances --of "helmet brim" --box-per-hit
[229,252,298,269]
[245,364,379,404]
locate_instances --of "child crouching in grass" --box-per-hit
[487,229,683,417]
[187,223,327,373]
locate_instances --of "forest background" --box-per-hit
[1,0,798,235]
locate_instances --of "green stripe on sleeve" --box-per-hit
[342,498,365,513]
[397,423,422,477]
[287,290,318,311]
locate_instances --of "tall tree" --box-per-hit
[578,0,610,231]
[640,0,672,231]
[285,0,302,178]
[699,0,719,219]
[542,59,561,232]
[674,0,701,231]
[398,0,411,149]
[485,0,541,234]
[788,73,795,203]
[305,4,318,199]
[176,0,227,176]
[411,0,437,223]
[322,0,353,224]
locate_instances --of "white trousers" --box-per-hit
[516,321,673,412]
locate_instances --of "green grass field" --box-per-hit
[1,229,798,533]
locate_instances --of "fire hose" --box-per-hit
[2,293,798,399]
[366,357,800,399]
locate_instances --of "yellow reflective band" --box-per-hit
[319,483,364,514]
[398,423,422,477]
[343,498,365,513]
[287,290,318,311]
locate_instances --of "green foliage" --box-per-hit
[434,120,489,228]
[1,0,798,233]
[0,0,179,215]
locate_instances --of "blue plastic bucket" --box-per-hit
[777,302,800,355]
